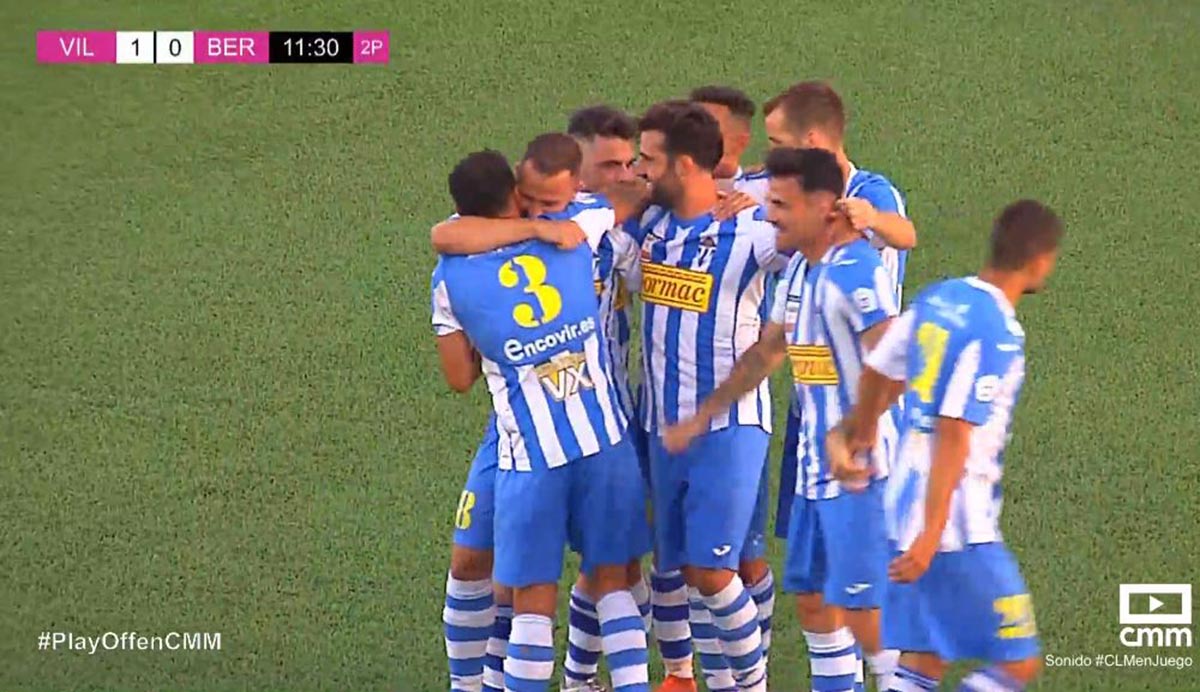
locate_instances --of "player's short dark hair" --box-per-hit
[764,81,846,138]
[689,85,756,122]
[448,150,516,218]
[988,200,1064,270]
[637,100,724,171]
[764,147,844,196]
[567,105,638,141]
[522,132,583,176]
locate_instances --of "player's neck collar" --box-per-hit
[966,276,1016,317]
[844,160,859,195]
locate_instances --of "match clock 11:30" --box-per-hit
[268,32,354,63]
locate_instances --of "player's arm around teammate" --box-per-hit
[431,151,528,692]
[763,82,915,251]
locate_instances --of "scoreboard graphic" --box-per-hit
[37,31,389,64]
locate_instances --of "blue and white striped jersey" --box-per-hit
[770,238,899,500]
[430,235,628,472]
[846,163,909,302]
[591,220,641,421]
[869,277,1027,551]
[733,166,770,206]
[626,205,787,434]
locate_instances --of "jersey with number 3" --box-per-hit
[431,241,628,472]
[868,277,1027,552]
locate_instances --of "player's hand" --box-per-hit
[837,197,878,233]
[662,414,708,454]
[713,191,756,220]
[889,534,938,583]
[827,426,871,490]
[533,221,587,250]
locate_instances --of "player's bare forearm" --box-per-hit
[872,212,917,250]
[436,333,481,393]
[697,324,787,420]
[842,367,903,440]
[860,317,893,352]
[600,180,651,224]
[923,417,973,538]
[430,217,539,255]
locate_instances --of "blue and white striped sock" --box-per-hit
[853,644,866,692]
[482,604,511,692]
[563,585,602,686]
[688,592,735,692]
[887,664,939,692]
[867,649,900,689]
[803,627,857,692]
[703,578,767,692]
[958,665,1025,691]
[443,574,494,692]
[747,568,775,660]
[597,591,651,692]
[503,614,555,692]
[630,575,652,632]
[652,568,694,678]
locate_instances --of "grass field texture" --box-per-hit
[2,1,1198,690]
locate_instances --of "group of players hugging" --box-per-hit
[430,80,1063,692]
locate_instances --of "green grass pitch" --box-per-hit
[2,0,1198,690]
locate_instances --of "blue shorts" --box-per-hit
[740,461,769,562]
[773,410,802,539]
[649,425,770,572]
[452,424,499,551]
[783,479,888,609]
[493,438,650,588]
[630,420,652,489]
[883,542,1041,662]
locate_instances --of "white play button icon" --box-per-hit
[1148,595,1164,612]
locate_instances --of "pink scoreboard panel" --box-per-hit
[37,31,389,64]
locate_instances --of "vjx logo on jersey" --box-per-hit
[534,351,594,401]
[1119,584,1193,648]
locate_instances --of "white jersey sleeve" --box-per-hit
[610,225,642,292]
[745,210,788,273]
[430,263,462,336]
[568,193,618,251]
[865,308,914,379]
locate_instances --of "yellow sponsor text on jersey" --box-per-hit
[534,351,594,401]
[788,345,839,385]
[641,263,713,312]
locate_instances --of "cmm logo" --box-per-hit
[1119,584,1192,648]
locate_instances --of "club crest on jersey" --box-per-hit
[788,344,839,385]
[641,263,713,313]
[534,351,594,401]
[696,233,718,265]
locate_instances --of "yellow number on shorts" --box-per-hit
[454,490,476,530]
[498,255,562,327]
[993,594,1037,639]
[910,321,950,403]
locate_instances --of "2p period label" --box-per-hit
[36,31,390,64]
